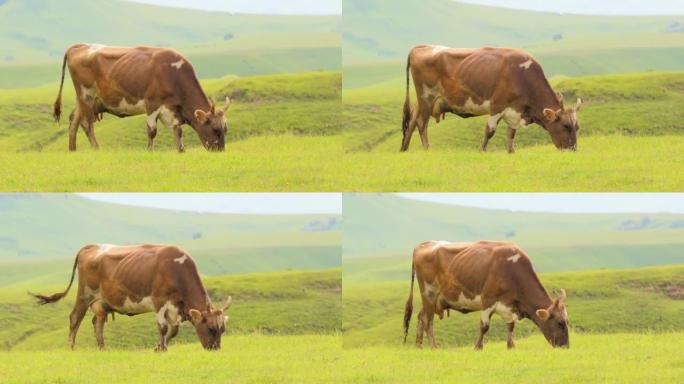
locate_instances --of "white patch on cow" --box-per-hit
[502,108,524,130]
[171,59,184,69]
[147,108,160,128]
[519,59,533,70]
[423,281,439,301]
[87,44,105,56]
[431,240,450,251]
[447,293,483,313]
[95,244,114,257]
[494,302,519,323]
[421,83,442,101]
[156,301,181,327]
[507,253,521,263]
[487,112,503,129]
[451,98,490,116]
[431,45,448,55]
[122,296,155,314]
[158,105,179,127]
[83,286,102,302]
[111,98,146,116]
[174,254,188,264]
[480,303,496,325]
[80,85,98,103]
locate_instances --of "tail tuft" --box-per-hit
[403,261,415,343]
[29,292,67,305]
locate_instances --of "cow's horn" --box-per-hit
[222,97,231,112]
[556,91,564,108]
[209,97,215,113]
[558,289,567,302]
[222,296,233,311]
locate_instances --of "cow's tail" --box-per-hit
[403,260,415,343]
[53,51,68,122]
[402,52,412,137]
[29,251,78,305]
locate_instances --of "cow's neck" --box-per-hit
[178,269,210,314]
[516,273,553,324]
[177,73,212,124]
[527,76,563,125]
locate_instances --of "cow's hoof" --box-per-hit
[154,345,167,352]
[507,342,515,349]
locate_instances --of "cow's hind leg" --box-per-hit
[415,308,425,347]
[90,301,107,350]
[155,322,169,352]
[80,116,99,150]
[68,108,82,151]
[68,298,88,349]
[480,113,502,152]
[506,322,516,349]
[416,113,431,150]
[506,125,517,154]
[418,304,437,349]
[401,109,419,152]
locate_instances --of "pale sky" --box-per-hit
[456,0,684,15]
[79,193,342,214]
[397,193,684,214]
[128,0,341,15]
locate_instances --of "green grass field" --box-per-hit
[0,334,342,383]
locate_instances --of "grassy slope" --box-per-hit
[0,194,340,274]
[343,0,684,74]
[0,0,341,87]
[341,194,684,269]
[343,264,684,348]
[0,268,341,351]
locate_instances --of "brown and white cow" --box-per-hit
[30,244,232,351]
[403,240,569,349]
[54,44,231,152]
[401,45,582,153]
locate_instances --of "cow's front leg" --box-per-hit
[146,114,158,151]
[481,113,501,151]
[506,125,517,154]
[506,322,516,349]
[475,310,494,350]
[173,124,185,153]
[155,322,169,352]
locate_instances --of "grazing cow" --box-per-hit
[53,44,231,152]
[30,244,232,351]
[403,240,569,349]
[401,45,582,153]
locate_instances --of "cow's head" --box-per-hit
[535,289,569,348]
[193,97,230,151]
[188,296,232,350]
[542,94,581,151]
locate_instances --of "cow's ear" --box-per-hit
[194,109,208,124]
[543,108,559,122]
[536,308,550,321]
[189,309,203,323]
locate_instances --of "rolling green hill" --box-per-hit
[0,0,340,88]
[342,194,684,272]
[343,0,684,81]
[0,267,341,351]
[343,264,684,348]
[0,194,340,275]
